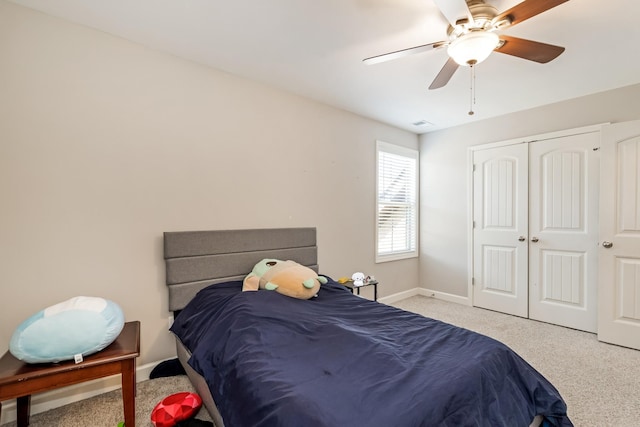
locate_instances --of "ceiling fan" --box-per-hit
[363,0,569,90]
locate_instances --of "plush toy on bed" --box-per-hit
[242,258,328,299]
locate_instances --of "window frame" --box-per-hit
[375,140,419,263]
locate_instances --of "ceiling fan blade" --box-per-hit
[363,41,445,65]
[432,0,473,27]
[494,0,569,29]
[495,35,565,63]
[429,57,459,90]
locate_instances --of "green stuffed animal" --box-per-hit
[242,258,328,299]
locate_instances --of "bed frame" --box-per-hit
[163,227,319,427]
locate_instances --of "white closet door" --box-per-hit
[598,120,640,350]
[473,143,529,317]
[528,132,600,333]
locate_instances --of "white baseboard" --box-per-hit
[0,359,170,425]
[379,287,470,306]
[418,288,471,306]
[377,287,420,304]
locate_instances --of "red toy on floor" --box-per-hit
[151,392,203,427]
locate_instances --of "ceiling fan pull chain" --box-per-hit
[468,64,476,116]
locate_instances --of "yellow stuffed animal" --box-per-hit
[242,259,327,299]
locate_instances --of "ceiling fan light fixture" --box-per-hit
[447,31,499,66]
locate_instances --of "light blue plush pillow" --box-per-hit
[9,296,125,364]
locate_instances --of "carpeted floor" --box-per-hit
[2,296,639,426]
[0,375,212,427]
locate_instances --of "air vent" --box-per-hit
[412,120,434,127]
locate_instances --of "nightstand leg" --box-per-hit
[121,360,136,427]
[374,284,378,301]
[17,395,31,427]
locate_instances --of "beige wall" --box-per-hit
[0,1,419,365]
[419,83,640,298]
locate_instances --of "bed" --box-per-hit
[164,227,572,427]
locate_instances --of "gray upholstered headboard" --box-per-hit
[164,227,319,312]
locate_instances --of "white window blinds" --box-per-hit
[376,141,418,262]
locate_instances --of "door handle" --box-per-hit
[602,241,613,249]
[531,237,539,243]
[518,236,526,242]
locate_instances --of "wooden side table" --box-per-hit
[0,320,140,427]
[342,280,378,301]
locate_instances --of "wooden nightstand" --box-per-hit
[0,320,140,427]
[342,280,378,301]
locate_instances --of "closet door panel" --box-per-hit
[529,132,600,332]
[472,143,528,317]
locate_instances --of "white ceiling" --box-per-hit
[9,0,640,133]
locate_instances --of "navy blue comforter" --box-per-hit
[171,278,572,427]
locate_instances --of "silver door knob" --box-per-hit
[602,241,613,249]
[531,237,539,243]
[518,236,526,242]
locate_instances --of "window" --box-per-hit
[376,141,418,262]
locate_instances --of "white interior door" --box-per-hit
[598,120,640,350]
[528,132,600,332]
[473,143,529,317]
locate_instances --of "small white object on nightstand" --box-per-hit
[352,272,365,287]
